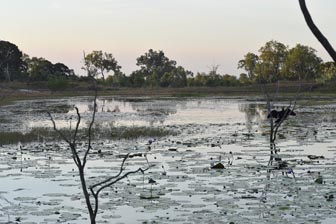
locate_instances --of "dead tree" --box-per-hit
[299,0,336,63]
[256,65,300,168]
[47,89,152,224]
[263,86,298,154]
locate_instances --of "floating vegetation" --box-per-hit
[1,97,336,223]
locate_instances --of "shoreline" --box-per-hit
[1,83,336,106]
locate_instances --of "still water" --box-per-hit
[0,96,336,223]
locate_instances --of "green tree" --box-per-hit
[83,51,121,80]
[159,66,190,87]
[238,53,259,81]
[136,49,176,86]
[0,40,25,81]
[222,74,239,86]
[53,62,76,78]
[282,44,322,80]
[106,72,130,87]
[25,57,54,81]
[192,73,208,86]
[129,70,146,87]
[319,62,336,83]
[258,40,288,82]
[25,57,74,81]
[239,73,251,85]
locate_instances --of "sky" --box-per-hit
[1,0,336,76]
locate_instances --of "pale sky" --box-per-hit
[1,0,335,76]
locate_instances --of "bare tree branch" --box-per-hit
[83,88,98,167]
[72,107,81,145]
[299,0,336,63]
[47,112,71,145]
[96,166,152,196]
[48,112,80,166]
[88,152,154,219]
[90,153,130,189]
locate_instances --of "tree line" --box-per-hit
[238,40,336,84]
[1,39,335,90]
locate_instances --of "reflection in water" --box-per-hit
[259,143,298,219]
[2,97,336,145]
[130,100,178,126]
[239,103,264,135]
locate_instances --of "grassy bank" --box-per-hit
[1,81,336,106]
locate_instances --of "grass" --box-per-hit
[0,126,175,145]
[0,128,54,145]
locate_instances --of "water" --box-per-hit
[0,96,336,223]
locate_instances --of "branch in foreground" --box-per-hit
[89,153,154,220]
[299,0,336,63]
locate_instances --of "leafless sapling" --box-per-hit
[47,89,152,224]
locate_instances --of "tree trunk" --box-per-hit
[78,166,96,224]
[299,0,336,63]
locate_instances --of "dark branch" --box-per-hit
[95,166,152,196]
[299,0,336,63]
[89,153,154,218]
[47,111,82,167]
[72,107,81,145]
[90,153,130,189]
[83,89,98,167]
[47,112,71,145]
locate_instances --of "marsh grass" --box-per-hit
[0,126,174,145]
[0,128,56,145]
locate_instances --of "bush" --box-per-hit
[47,76,69,92]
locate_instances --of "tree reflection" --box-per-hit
[130,100,179,125]
[239,103,263,135]
[259,142,297,219]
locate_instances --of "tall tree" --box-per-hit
[299,0,336,63]
[258,40,288,82]
[83,50,121,80]
[136,49,176,86]
[238,52,259,81]
[282,44,322,80]
[25,57,54,81]
[0,40,24,81]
